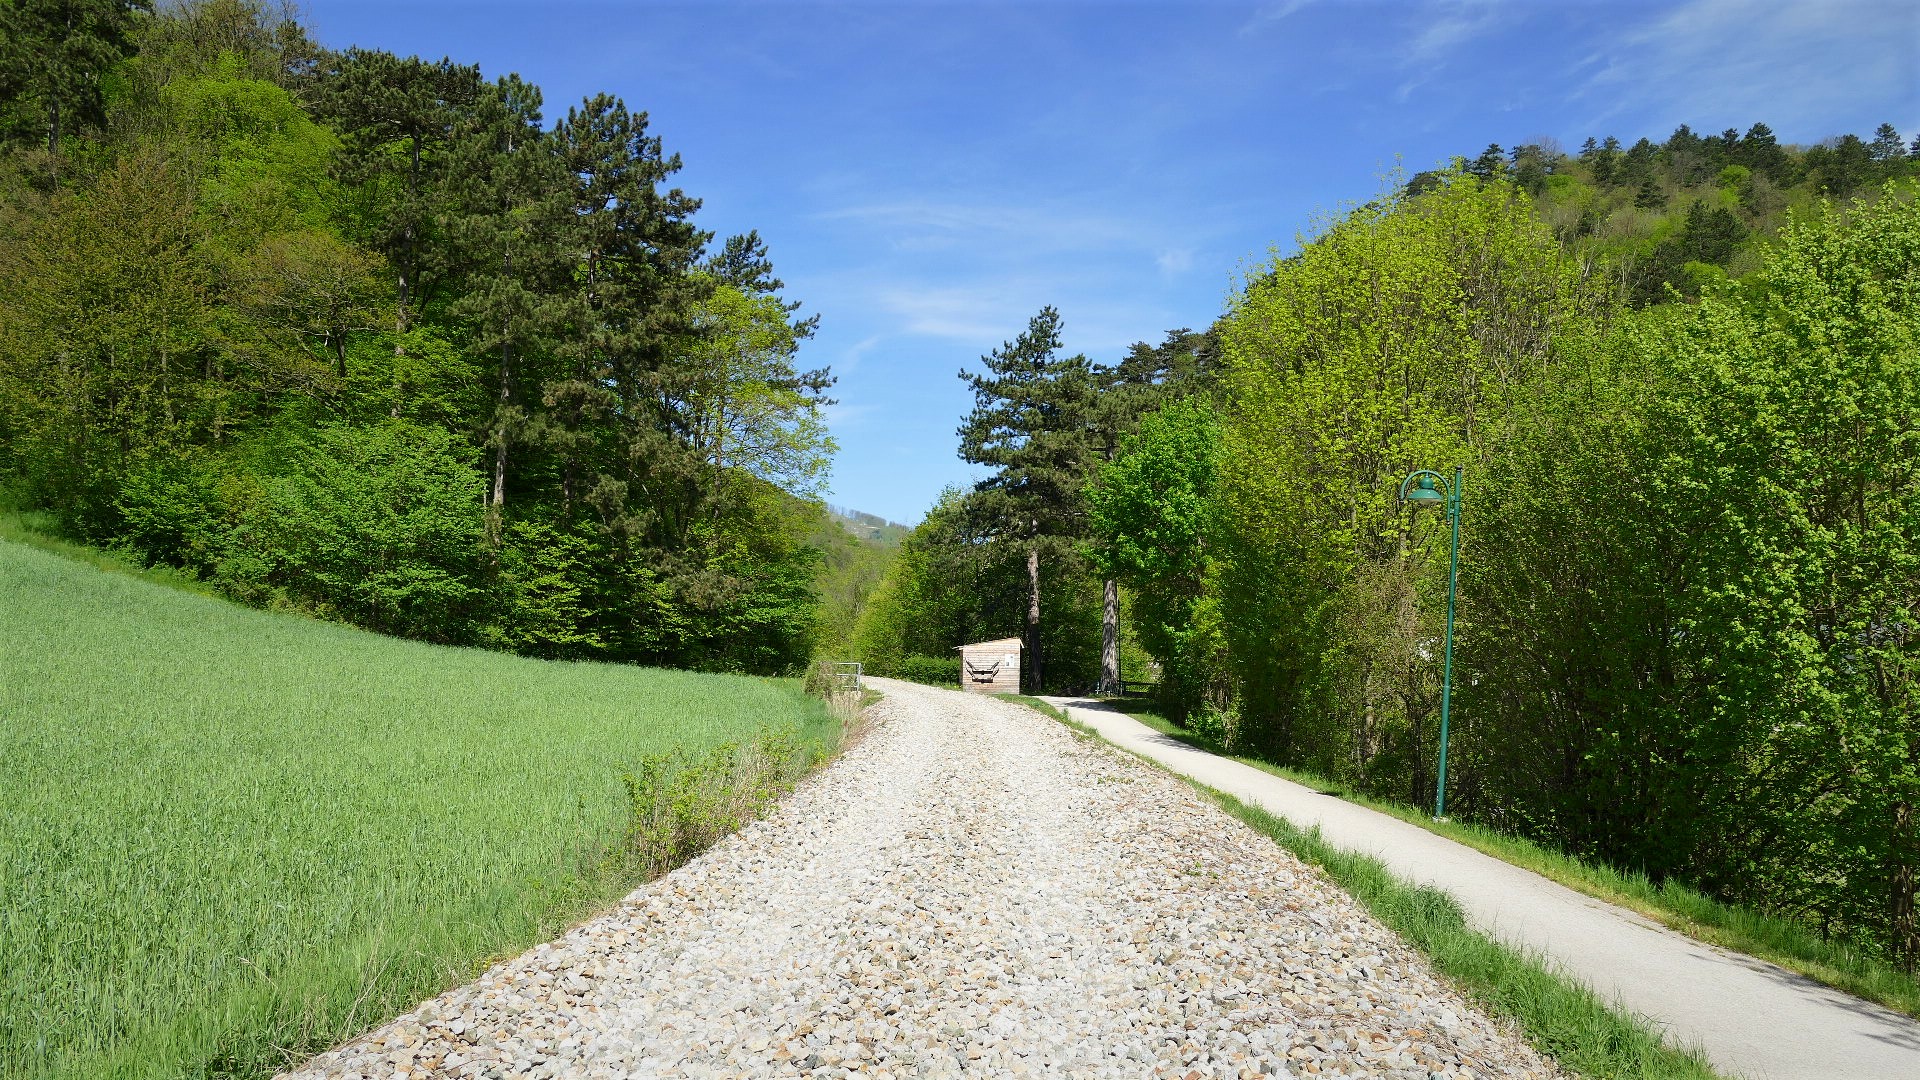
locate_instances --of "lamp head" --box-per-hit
[1404,474,1445,507]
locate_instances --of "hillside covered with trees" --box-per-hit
[0,0,848,673]
[853,125,1920,971]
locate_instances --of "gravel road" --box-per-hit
[283,678,1561,1080]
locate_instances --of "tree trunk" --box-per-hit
[1026,547,1043,694]
[489,343,510,541]
[1897,797,1918,974]
[1100,578,1121,695]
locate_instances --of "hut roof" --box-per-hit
[956,637,1023,650]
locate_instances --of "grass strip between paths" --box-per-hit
[1115,703,1920,1024]
[1013,697,1725,1080]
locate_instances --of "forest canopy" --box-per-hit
[0,0,846,672]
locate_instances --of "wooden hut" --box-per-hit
[957,637,1022,694]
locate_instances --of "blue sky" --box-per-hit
[302,0,1918,525]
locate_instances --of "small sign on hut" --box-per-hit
[957,637,1022,694]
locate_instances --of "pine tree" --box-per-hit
[1083,328,1218,693]
[1870,123,1906,164]
[0,0,151,174]
[316,49,484,330]
[1739,122,1787,179]
[1592,136,1621,185]
[440,73,569,528]
[1810,134,1874,195]
[957,307,1096,692]
[706,229,820,340]
[543,92,710,528]
[1467,143,1506,181]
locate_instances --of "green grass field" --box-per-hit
[0,539,837,1080]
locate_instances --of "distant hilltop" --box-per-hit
[827,505,914,545]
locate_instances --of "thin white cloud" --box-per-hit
[875,284,1030,342]
[1574,0,1916,138]
[837,334,883,377]
[816,199,1140,255]
[1403,0,1507,66]
[1157,248,1196,276]
[1238,0,1315,36]
[1390,0,1516,104]
[822,400,879,429]
[864,280,1182,357]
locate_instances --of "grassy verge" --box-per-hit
[1016,700,1723,1079]
[1209,795,1721,1079]
[1113,702,1920,1024]
[0,508,222,598]
[1,538,843,1080]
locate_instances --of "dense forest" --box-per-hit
[0,0,869,673]
[854,125,1920,969]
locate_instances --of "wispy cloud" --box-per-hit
[1573,0,1917,138]
[857,279,1183,357]
[816,199,1141,256]
[1391,0,1517,103]
[1156,248,1195,276]
[1238,0,1315,37]
[836,334,882,377]
[1403,0,1507,66]
[822,400,879,429]
[874,284,1033,343]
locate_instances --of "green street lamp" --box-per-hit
[1399,466,1462,821]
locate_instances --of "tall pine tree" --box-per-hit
[0,0,151,175]
[957,306,1095,692]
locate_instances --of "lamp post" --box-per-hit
[1399,466,1462,821]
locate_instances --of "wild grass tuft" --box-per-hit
[601,735,828,882]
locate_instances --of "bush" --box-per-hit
[223,421,487,641]
[887,654,960,687]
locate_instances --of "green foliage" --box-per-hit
[1444,188,1920,966]
[222,422,487,638]
[684,281,835,498]
[0,0,151,162]
[0,1,839,677]
[1164,159,1920,972]
[885,654,963,688]
[1215,171,1602,776]
[1087,398,1224,722]
[1634,190,1920,957]
[0,539,838,1080]
[608,733,827,882]
[808,507,899,662]
[1467,121,1919,305]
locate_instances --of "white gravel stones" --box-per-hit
[282,678,1562,1080]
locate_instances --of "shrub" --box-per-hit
[888,654,961,687]
[224,421,487,640]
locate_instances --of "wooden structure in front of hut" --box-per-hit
[956,637,1022,694]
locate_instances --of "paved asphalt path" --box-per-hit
[1040,696,1920,1080]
